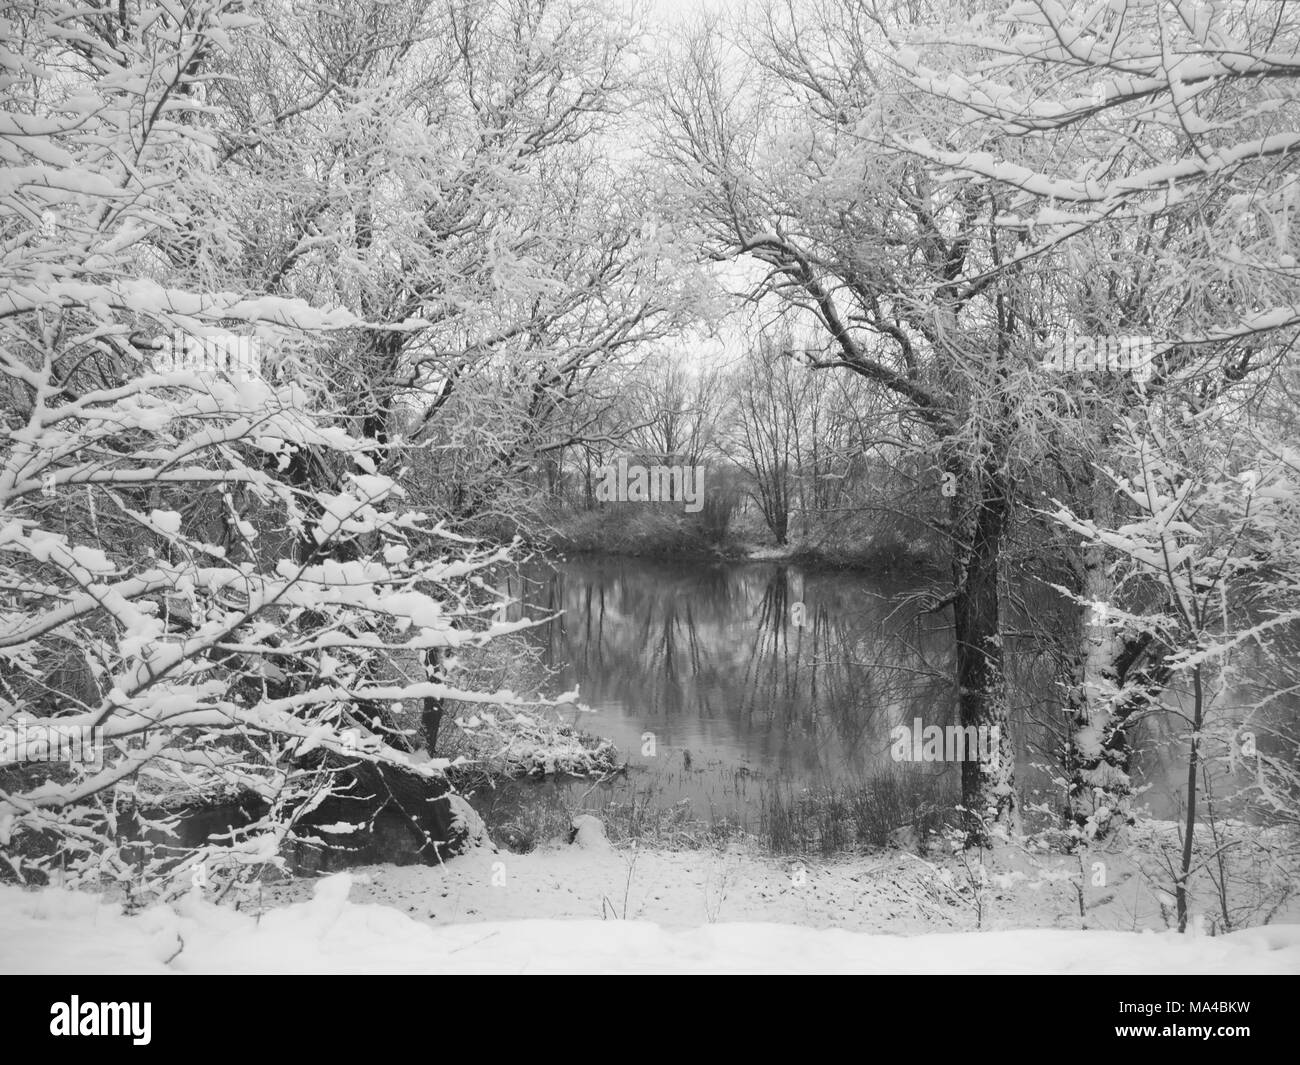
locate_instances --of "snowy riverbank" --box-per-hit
[2,867,1296,974]
[4,827,1298,974]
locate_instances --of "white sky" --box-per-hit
[645,0,737,17]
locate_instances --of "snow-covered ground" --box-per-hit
[1,868,1296,974]
[3,826,1298,973]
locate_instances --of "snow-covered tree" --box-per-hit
[654,0,1065,834]
[1047,389,1300,924]
[0,0,561,901]
[883,0,1300,833]
[205,0,706,530]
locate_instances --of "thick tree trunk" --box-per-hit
[1062,623,1170,838]
[1059,461,1169,840]
[952,467,1018,840]
[1062,539,1133,836]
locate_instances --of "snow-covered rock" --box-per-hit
[568,814,612,851]
[438,794,494,856]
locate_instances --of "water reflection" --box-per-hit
[491,556,975,826]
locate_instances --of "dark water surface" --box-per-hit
[469,554,1115,834]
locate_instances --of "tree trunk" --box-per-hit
[1062,538,1131,834]
[952,466,1018,840]
[1176,664,1204,932]
[1059,462,1169,840]
[421,646,448,757]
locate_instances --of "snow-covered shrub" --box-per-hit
[453,709,622,781]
